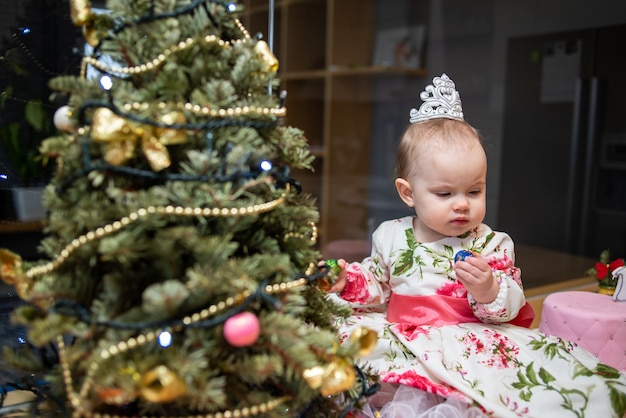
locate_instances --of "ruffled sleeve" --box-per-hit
[339,220,396,305]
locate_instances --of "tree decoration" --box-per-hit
[0,1,377,416]
[53,105,76,132]
[587,249,625,295]
[139,365,188,403]
[223,311,261,347]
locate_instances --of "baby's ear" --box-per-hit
[395,178,414,207]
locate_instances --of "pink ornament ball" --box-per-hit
[223,312,261,347]
[53,105,75,132]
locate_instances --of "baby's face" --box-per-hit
[408,140,487,243]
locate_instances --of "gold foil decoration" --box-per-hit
[303,356,356,397]
[141,135,171,172]
[103,140,136,167]
[156,111,187,145]
[0,249,33,303]
[92,108,139,142]
[139,365,187,403]
[90,108,188,171]
[254,40,279,73]
[82,20,99,47]
[70,0,93,26]
[0,249,23,286]
[349,327,377,357]
[302,365,326,391]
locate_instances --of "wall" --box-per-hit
[368,0,626,230]
[489,0,626,226]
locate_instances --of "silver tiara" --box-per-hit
[409,73,464,123]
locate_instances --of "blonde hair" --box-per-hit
[395,118,484,179]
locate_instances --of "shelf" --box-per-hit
[282,66,427,80]
[242,0,429,246]
[281,70,327,80]
[0,220,44,233]
[328,66,427,77]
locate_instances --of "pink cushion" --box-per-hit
[539,291,626,370]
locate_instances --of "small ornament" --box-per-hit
[0,249,23,286]
[139,365,187,403]
[223,312,261,347]
[326,259,341,275]
[82,20,100,47]
[254,40,279,73]
[316,259,341,291]
[0,249,31,302]
[454,250,473,262]
[53,105,75,132]
[587,250,624,295]
[96,387,137,406]
[70,0,94,26]
[349,327,377,357]
[303,356,356,397]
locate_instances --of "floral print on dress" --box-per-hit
[333,216,626,417]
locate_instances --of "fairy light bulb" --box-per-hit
[100,75,113,90]
[260,160,272,171]
[158,331,172,347]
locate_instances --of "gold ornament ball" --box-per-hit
[349,327,378,357]
[303,357,356,397]
[139,365,187,403]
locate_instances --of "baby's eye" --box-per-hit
[436,192,451,197]
[469,190,482,196]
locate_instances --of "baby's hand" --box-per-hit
[318,259,348,293]
[454,253,499,304]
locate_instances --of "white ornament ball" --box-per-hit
[53,105,75,132]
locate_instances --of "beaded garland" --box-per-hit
[80,18,252,78]
[56,274,318,417]
[26,185,291,279]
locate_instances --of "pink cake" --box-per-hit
[539,291,626,370]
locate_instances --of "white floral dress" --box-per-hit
[333,216,626,417]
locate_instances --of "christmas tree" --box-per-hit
[0,0,377,416]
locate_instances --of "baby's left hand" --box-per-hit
[454,255,499,304]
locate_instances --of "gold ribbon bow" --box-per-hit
[91,108,187,172]
[0,249,33,304]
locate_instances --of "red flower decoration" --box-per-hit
[595,259,625,280]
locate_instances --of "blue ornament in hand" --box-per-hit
[454,250,473,262]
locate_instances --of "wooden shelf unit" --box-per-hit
[242,0,426,246]
[0,220,44,233]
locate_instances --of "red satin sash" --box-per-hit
[387,293,535,328]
